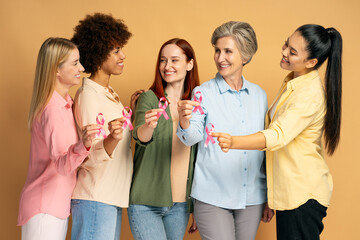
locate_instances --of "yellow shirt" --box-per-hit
[261,70,333,210]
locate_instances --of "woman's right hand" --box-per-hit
[81,124,101,148]
[211,132,232,152]
[144,109,163,129]
[108,117,126,141]
[177,100,199,129]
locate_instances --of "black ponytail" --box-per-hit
[297,24,343,155]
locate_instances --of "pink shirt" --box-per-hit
[18,91,89,226]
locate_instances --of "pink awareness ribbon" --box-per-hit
[193,91,204,115]
[204,123,215,147]
[156,97,169,120]
[122,106,133,130]
[96,113,107,139]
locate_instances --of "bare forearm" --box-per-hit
[231,132,266,150]
[137,124,155,143]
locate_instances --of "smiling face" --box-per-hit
[214,36,246,82]
[100,46,126,76]
[280,31,318,78]
[159,44,193,84]
[56,48,84,88]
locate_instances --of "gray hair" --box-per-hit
[211,21,258,64]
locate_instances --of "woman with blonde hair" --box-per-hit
[18,37,101,240]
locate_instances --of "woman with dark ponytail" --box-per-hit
[212,24,342,240]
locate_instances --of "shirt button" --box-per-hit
[244,168,247,171]
[243,184,246,187]
[244,152,247,155]
[182,136,186,140]
[242,120,244,123]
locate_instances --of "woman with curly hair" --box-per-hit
[70,13,142,240]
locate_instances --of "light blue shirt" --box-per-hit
[177,73,267,209]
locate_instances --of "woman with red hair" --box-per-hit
[128,38,199,240]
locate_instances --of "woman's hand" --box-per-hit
[211,132,232,152]
[177,100,199,129]
[136,108,163,143]
[108,118,126,141]
[130,90,144,113]
[188,213,198,234]
[261,202,274,223]
[144,109,163,129]
[81,124,101,148]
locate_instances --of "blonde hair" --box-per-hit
[28,37,76,130]
[211,21,258,64]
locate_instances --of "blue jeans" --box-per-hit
[128,203,189,240]
[71,199,122,240]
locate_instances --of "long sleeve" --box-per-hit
[132,91,157,146]
[42,104,88,176]
[261,86,325,151]
[18,91,89,225]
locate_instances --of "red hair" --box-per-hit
[150,38,199,100]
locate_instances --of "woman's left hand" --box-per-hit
[188,214,198,234]
[211,132,232,152]
[130,89,144,113]
[261,202,274,223]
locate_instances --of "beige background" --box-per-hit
[1,0,359,239]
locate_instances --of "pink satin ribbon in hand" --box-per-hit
[96,113,107,139]
[193,91,204,115]
[204,123,215,147]
[122,106,133,130]
[157,97,169,120]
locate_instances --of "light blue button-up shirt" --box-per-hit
[177,73,267,209]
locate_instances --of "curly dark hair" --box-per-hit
[71,13,132,75]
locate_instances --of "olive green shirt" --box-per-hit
[130,90,197,212]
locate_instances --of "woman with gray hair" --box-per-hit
[177,21,274,239]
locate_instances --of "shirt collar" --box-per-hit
[83,77,120,102]
[83,77,108,93]
[215,72,249,94]
[50,91,73,109]
[285,70,320,90]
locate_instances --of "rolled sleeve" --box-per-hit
[132,91,157,146]
[262,92,324,151]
